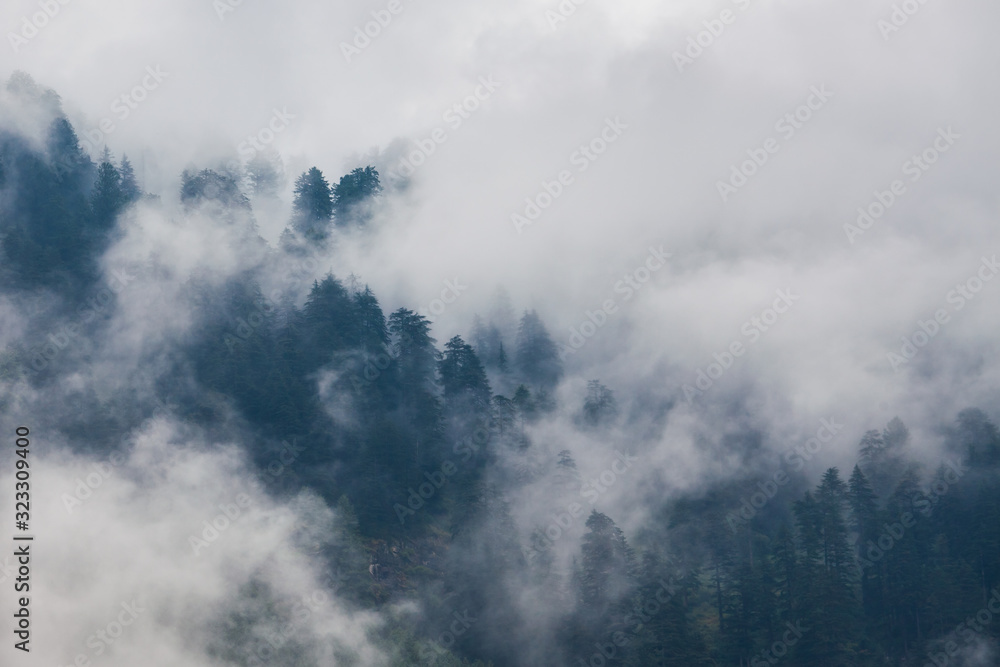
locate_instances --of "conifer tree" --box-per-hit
[514,310,562,389]
[439,336,491,413]
[119,154,141,203]
[91,148,124,228]
[291,167,333,240]
[333,165,381,225]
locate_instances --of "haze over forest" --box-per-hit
[1,0,1000,665]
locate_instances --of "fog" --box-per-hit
[2,0,1000,664]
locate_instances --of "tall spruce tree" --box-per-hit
[332,165,381,225]
[291,167,333,240]
[91,149,124,229]
[514,310,562,390]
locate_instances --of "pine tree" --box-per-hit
[490,395,516,437]
[332,165,381,225]
[496,342,508,372]
[881,466,930,657]
[91,149,124,229]
[470,315,507,370]
[247,150,283,198]
[949,408,1000,466]
[387,308,443,455]
[793,469,863,665]
[567,511,636,664]
[552,449,581,490]
[849,465,884,630]
[352,286,389,353]
[772,521,798,618]
[291,167,333,240]
[388,308,438,395]
[439,336,492,413]
[858,419,910,498]
[579,511,635,606]
[47,116,93,187]
[512,384,536,427]
[180,169,251,214]
[514,310,562,389]
[301,275,359,362]
[583,380,618,427]
[119,154,141,202]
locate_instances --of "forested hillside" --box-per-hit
[1,72,998,667]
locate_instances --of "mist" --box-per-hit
[2,0,1000,664]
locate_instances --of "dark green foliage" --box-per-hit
[118,155,141,203]
[579,511,635,609]
[246,150,283,198]
[302,275,362,358]
[470,315,508,371]
[563,511,637,665]
[439,336,491,413]
[0,116,102,291]
[292,167,333,239]
[582,379,618,427]
[5,83,1000,666]
[181,168,251,212]
[490,395,516,437]
[949,407,1000,466]
[333,165,381,225]
[514,310,562,390]
[91,151,125,229]
[388,308,439,395]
